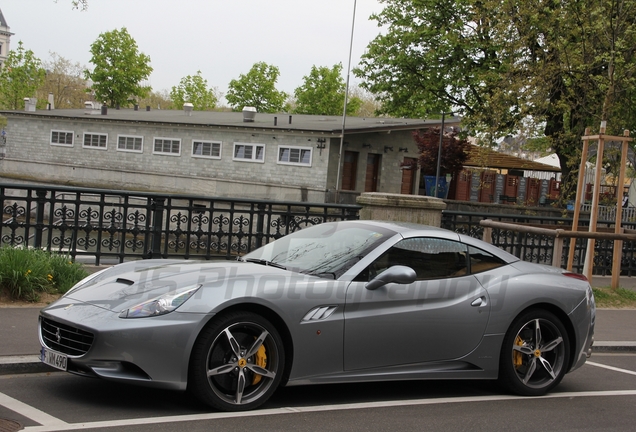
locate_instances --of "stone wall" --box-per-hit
[357,192,446,226]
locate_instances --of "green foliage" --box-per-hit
[85,27,153,108]
[0,247,88,302]
[48,253,89,293]
[355,0,636,200]
[170,71,218,111]
[523,137,552,155]
[0,41,46,110]
[225,62,287,113]
[293,64,361,116]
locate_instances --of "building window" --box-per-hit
[117,135,143,153]
[233,143,264,162]
[50,130,74,146]
[192,140,221,159]
[153,137,181,155]
[278,146,312,166]
[83,133,108,149]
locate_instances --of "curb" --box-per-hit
[0,355,56,375]
[591,341,636,353]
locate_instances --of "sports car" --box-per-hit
[39,220,595,411]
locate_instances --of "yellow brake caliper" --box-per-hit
[251,344,267,385]
[513,336,524,368]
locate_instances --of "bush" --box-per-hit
[0,247,89,302]
[48,253,89,294]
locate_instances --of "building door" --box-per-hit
[341,151,358,190]
[400,157,417,194]
[365,153,381,192]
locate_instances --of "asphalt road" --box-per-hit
[2,353,636,432]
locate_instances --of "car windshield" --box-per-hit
[242,222,395,279]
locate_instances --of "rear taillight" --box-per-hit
[562,272,588,281]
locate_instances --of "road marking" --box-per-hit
[12,390,636,431]
[587,361,636,376]
[0,391,67,428]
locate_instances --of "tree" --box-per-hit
[410,128,470,176]
[85,27,153,108]
[170,71,218,111]
[293,64,361,116]
[225,62,287,113]
[36,52,88,109]
[138,89,173,110]
[0,41,46,110]
[54,1,88,10]
[71,0,88,9]
[355,0,636,201]
[349,86,382,117]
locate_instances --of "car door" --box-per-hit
[343,237,490,371]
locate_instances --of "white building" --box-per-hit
[0,8,13,69]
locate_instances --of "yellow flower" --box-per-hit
[25,269,32,276]
[47,274,54,281]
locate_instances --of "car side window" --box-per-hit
[356,238,469,281]
[466,245,506,274]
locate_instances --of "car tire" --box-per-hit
[499,309,570,396]
[188,311,284,411]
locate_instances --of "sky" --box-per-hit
[1,0,385,98]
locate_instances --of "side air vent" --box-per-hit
[302,306,338,322]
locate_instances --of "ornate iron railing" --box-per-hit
[0,183,361,265]
[442,210,636,276]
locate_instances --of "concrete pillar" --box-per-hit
[356,192,447,227]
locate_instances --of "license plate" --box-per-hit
[40,347,68,371]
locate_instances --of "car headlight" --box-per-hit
[119,284,201,318]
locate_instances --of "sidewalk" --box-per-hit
[1,278,636,375]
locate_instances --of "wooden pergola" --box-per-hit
[567,125,632,288]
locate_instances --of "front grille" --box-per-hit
[40,317,94,356]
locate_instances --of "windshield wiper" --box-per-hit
[242,258,287,270]
[301,270,337,280]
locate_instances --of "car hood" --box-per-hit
[61,259,291,313]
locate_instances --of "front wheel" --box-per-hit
[188,311,284,411]
[499,309,570,396]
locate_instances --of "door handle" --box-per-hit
[471,297,487,307]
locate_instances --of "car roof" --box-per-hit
[335,220,520,264]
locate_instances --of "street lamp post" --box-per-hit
[434,112,452,198]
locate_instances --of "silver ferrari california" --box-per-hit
[39,220,595,411]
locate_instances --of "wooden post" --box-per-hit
[482,226,492,244]
[552,230,565,268]
[583,123,606,280]
[611,130,631,289]
[567,127,591,271]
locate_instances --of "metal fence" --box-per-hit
[579,203,636,223]
[441,210,636,276]
[0,183,361,265]
[3,181,635,275]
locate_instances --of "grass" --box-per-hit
[593,287,636,308]
[0,246,89,302]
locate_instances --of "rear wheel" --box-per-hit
[499,309,570,396]
[189,311,284,411]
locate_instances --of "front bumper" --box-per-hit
[39,297,213,390]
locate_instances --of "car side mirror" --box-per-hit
[365,265,417,291]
